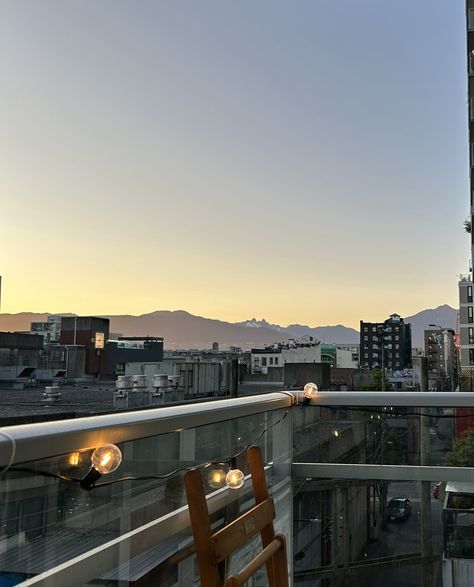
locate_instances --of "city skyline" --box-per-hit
[1,1,469,328]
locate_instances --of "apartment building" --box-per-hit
[359,313,412,371]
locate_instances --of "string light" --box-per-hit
[67,452,81,467]
[225,462,245,489]
[207,468,227,489]
[5,410,291,490]
[5,405,470,493]
[302,382,318,405]
[80,444,122,490]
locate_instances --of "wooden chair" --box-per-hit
[184,446,289,587]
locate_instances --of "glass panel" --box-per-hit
[0,408,291,586]
[293,405,463,466]
[293,477,444,587]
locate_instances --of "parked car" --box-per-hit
[432,482,441,499]
[387,497,412,521]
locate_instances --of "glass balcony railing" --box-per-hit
[1,391,474,586]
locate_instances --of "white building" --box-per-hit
[336,347,358,368]
[30,314,64,344]
[251,337,321,375]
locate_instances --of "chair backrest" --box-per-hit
[184,446,289,587]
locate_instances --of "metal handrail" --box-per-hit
[2,390,474,467]
[307,391,474,407]
[0,392,294,467]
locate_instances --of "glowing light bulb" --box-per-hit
[91,444,122,475]
[302,382,318,405]
[207,468,227,489]
[226,468,245,489]
[332,429,340,438]
[80,444,122,490]
[68,452,81,467]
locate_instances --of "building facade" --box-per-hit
[30,315,63,344]
[60,316,110,376]
[424,328,456,390]
[458,2,474,379]
[359,314,412,371]
[251,337,321,375]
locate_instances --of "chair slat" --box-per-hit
[211,497,275,563]
[225,536,283,586]
[184,469,222,587]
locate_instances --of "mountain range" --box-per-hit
[0,304,457,349]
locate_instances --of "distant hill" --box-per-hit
[107,310,291,349]
[404,304,458,347]
[0,312,49,332]
[0,305,458,350]
[236,318,359,344]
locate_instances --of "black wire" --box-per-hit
[317,405,474,418]
[7,466,81,483]
[5,410,290,490]
[95,410,289,489]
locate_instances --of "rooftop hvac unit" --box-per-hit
[168,375,182,389]
[116,375,132,391]
[132,375,148,391]
[43,386,61,402]
[153,374,169,389]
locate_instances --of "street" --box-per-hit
[354,480,444,587]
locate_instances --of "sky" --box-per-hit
[0,0,470,329]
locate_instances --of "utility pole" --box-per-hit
[377,325,387,392]
[418,356,434,587]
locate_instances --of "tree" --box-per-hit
[361,369,393,391]
[445,427,474,467]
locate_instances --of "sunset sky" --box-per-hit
[0,1,469,329]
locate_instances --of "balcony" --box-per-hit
[1,391,474,586]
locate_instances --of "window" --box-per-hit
[395,353,399,358]
[262,358,267,366]
[469,306,473,324]
[395,335,400,341]
[468,349,474,365]
[469,286,473,303]
[364,353,368,358]
[275,357,279,365]
[364,327,368,333]
[469,8,474,30]
[396,362,400,367]
[470,327,474,345]
[269,357,273,365]
[364,335,368,341]
[395,344,399,350]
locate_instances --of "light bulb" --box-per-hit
[302,382,318,405]
[226,468,245,489]
[91,444,122,475]
[331,429,340,438]
[80,444,122,490]
[68,452,81,467]
[207,468,227,489]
